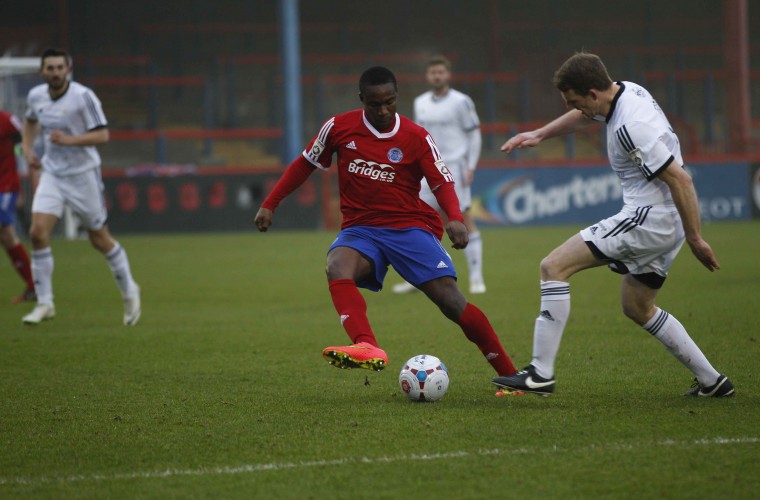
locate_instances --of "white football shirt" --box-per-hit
[414,88,480,170]
[25,81,107,176]
[605,81,681,208]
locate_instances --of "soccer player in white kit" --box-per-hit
[21,48,141,325]
[493,52,733,398]
[393,55,486,294]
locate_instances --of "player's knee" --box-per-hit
[28,226,49,249]
[325,259,356,281]
[0,226,16,247]
[539,254,560,280]
[324,260,341,280]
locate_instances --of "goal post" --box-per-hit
[0,56,39,116]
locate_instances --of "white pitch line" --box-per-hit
[1,436,758,487]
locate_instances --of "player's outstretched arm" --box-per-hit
[255,157,316,232]
[659,161,720,272]
[500,129,543,153]
[501,110,591,153]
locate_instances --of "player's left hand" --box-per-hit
[446,220,469,249]
[254,207,273,232]
[688,237,720,272]
[49,130,70,145]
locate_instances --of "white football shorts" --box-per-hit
[32,169,108,230]
[419,160,472,212]
[580,205,685,288]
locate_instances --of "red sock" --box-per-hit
[456,303,516,376]
[328,279,378,347]
[7,243,34,289]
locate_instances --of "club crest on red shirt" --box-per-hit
[387,147,403,163]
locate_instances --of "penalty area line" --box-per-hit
[1,436,758,487]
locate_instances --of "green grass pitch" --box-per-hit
[1,221,758,498]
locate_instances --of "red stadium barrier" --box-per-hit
[139,22,372,34]
[80,76,207,87]
[217,52,461,66]
[76,55,153,66]
[641,69,728,81]
[480,122,547,134]
[108,128,282,141]
[71,64,758,160]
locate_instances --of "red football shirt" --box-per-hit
[0,111,22,193]
[303,110,455,239]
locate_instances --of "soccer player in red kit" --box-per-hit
[0,110,35,302]
[255,66,517,384]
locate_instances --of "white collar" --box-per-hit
[362,112,400,138]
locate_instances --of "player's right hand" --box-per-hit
[446,220,469,249]
[254,207,273,232]
[24,152,41,170]
[500,131,542,153]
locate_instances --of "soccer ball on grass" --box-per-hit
[399,354,449,402]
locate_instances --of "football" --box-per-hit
[398,354,449,402]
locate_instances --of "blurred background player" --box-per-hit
[0,109,35,303]
[255,66,518,383]
[20,47,141,325]
[493,52,733,398]
[393,55,486,295]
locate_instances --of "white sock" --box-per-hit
[464,231,483,283]
[31,248,54,305]
[644,308,720,387]
[531,280,571,379]
[104,242,138,298]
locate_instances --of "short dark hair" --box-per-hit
[359,66,397,95]
[426,55,451,71]
[553,52,613,96]
[40,47,72,69]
